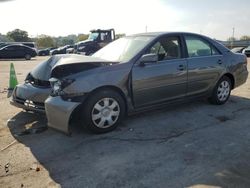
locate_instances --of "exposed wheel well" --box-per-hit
[223,73,235,89]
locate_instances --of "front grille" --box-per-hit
[25,73,50,88]
[32,78,50,87]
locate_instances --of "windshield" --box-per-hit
[0,43,8,49]
[88,32,99,40]
[92,36,154,62]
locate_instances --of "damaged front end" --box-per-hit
[10,55,89,113]
[45,60,106,134]
[10,73,51,112]
[45,76,89,134]
[45,55,130,134]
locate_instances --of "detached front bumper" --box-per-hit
[45,96,81,134]
[10,83,51,113]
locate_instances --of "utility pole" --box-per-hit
[145,25,148,33]
[232,27,235,39]
[231,27,235,49]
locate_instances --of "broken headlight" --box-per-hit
[49,77,75,96]
[25,72,34,84]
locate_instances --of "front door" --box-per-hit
[132,35,188,107]
[6,46,20,58]
[1,46,15,58]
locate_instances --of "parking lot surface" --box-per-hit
[1,57,250,188]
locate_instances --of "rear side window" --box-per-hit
[185,36,220,57]
[22,43,35,48]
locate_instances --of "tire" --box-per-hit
[208,76,232,105]
[81,89,126,133]
[25,54,31,60]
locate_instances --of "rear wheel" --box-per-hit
[208,76,232,105]
[25,54,31,60]
[81,89,125,133]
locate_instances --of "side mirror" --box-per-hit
[139,53,158,66]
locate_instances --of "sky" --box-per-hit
[0,0,249,40]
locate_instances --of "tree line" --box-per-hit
[0,29,89,49]
[5,28,249,48]
[0,29,125,49]
[227,36,250,42]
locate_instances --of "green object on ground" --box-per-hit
[9,63,18,90]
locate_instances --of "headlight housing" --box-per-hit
[49,77,75,96]
[25,72,34,84]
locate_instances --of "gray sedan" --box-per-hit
[45,32,248,134]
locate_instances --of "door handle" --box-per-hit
[177,64,185,71]
[217,59,223,64]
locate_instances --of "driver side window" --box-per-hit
[148,36,181,61]
[5,46,14,50]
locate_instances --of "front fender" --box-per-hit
[63,63,132,96]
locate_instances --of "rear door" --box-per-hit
[184,35,224,96]
[16,46,26,57]
[132,35,188,107]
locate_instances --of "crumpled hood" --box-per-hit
[30,54,85,81]
[54,55,113,67]
[51,55,117,79]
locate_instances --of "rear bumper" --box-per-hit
[235,69,248,88]
[10,83,51,112]
[45,96,81,134]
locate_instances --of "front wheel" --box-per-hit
[25,54,31,60]
[81,90,126,133]
[208,76,232,105]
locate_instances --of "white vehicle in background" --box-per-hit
[243,46,250,57]
[231,47,245,54]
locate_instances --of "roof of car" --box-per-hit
[4,44,29,47]
[0,44,33,50]
[129,31,204,38]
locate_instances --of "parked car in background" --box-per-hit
[0,42,37,52]
[50,45,74,55]
[10,54,83,112]
[231,47,245,53]
[38,47,57,56]
[44,32,248,134]
[66,46,75,54]
[243,46,250,57]
[0,44,37,60]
